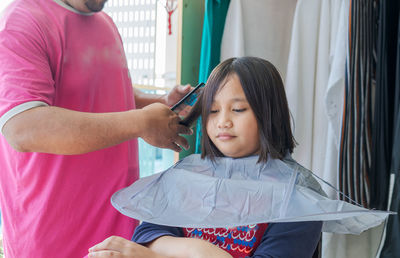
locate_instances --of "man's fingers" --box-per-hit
[167,142,183,152]
[177,105,191,116]
[178,84,192,93]
[177,124,193,135]
[174,136,189,150]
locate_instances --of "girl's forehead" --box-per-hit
[213,75,245,100]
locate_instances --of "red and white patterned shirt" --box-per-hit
[183,223,269,258]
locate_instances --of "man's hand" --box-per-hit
[88,236,165,258]
[166,84,196,117]
[133,85,193,116]
[164,84,192,107]
[138,103,192,152]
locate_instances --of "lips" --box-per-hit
[217,133,235,140]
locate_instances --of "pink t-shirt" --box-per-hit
[0,0,139,257]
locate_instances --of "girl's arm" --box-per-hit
[87,236,166,258]
[148,236,233,258]
[250,221,322,258]
[133,222,232,258]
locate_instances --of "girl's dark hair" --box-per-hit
[182,57,296,162]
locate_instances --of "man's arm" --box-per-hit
[2,103,191,155]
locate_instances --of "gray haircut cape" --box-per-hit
[111,154,393,234]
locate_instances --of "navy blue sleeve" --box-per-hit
[131,222,184,245]
[250,221,322,258]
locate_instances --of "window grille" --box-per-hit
[104,0,157,86]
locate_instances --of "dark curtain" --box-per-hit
[369,0,400,210]
[380,1,400,256]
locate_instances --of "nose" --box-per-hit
[216,111,233,128]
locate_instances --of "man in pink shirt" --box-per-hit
[0,0,192,257]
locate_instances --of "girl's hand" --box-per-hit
[87,236,165,258]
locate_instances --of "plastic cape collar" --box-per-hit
[111,154,393,234]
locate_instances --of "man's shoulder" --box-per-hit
[1,0,64,36]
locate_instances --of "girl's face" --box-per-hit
[206,74,260,158]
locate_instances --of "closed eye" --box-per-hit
[210,110,218,113]
[233,108,247,112]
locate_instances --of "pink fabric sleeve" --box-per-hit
[0,27,55,118]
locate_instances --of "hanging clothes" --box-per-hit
[334,1,400,257]
[339,0,377,210]
[286,1,385,258]
[196,0,230,153]
[323,0,349,200]
[220,0,296,79]
[285,0,340,196]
